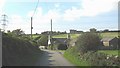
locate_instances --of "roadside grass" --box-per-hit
[62,32,119,67]
[64,51,90,66]
[98,50,119,56]
[63,48,90,66]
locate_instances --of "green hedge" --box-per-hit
[64,48,120,66]
[2,33,41,66]
[63,47,90,66]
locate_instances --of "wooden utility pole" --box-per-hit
[51,19,52,42]
[51,19,52,35]
[67,33,71,48]
[31,17,33,39]
[50,19,53,49]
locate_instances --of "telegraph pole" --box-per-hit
[51,19,52,35]
[31,17,33,39]
[67,33,71,48]
[1,14,8,32]
[50,19,53,49]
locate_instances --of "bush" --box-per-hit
[85,52,107,66]
[38,35,48,46]
[76,32,101,53]
[2,33,41,66]
[64,47,90,66]
[64,32,119,66]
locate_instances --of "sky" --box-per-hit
[0,0,119,34]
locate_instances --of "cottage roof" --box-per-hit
[52,38,67,44]
[101,37,117,42]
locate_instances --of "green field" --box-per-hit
[53,32,119,39]
[100,32,118,38]
[32,32,119,40]
[98,50,119,56]
[53,34,80,39]
[32,34,41,39]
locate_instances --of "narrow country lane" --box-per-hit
[35,49,75,66]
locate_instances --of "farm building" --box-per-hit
[70,29,77,34]
[52,38,68,50]
[70,29,83,34]
[90,28,97,32]
[101,37,118,49]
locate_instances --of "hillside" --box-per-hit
[100,32,118,38]
[53,34,80,39]
[53,32,118,39]
[2,33,41,66]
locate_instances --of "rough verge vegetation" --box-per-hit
[64,33,120,66]
[2,33,41,66]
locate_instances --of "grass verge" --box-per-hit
[63,50,90,66]
[98,50,119,56]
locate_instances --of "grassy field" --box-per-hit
[100,32,118,38]
[32,34,41,39]
[53,32,119,39]
[98,50,119,56]
[32,32,119,39]
[53,34,80,39]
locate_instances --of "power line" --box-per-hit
[32,0,39,18]
[30,0,39,39]
[31,17,33,38]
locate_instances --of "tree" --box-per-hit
[76,33,101,54]
[12,29,25,36]
[38,35,48,46]
[90,28,97,33]
[118,36,120,49]
[7,30,11,33]
[103,29,109,32]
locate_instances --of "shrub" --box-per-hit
[2,33,41,66]
[38,35,48,46]
[64,47,90,66]
[76,32,101,53]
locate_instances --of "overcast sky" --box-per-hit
[0,0,119,34]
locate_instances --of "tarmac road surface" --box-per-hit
[35,49,75,66]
